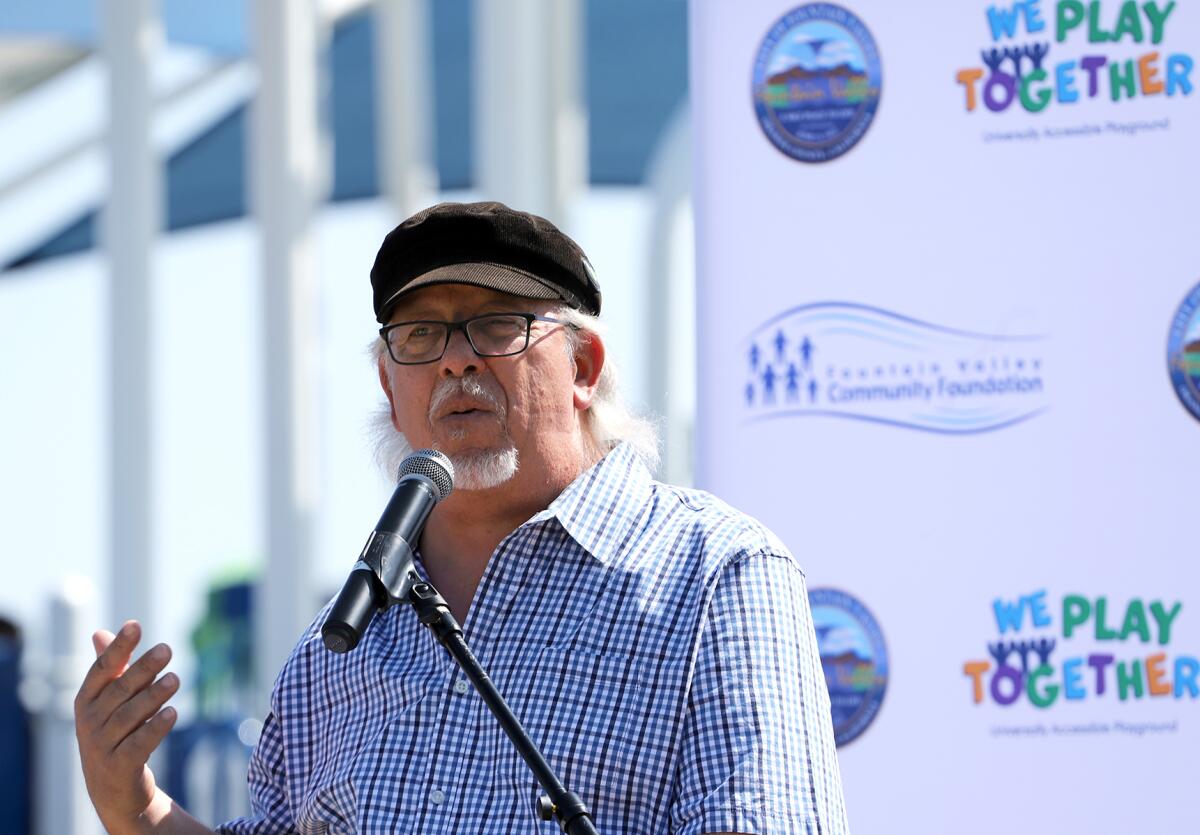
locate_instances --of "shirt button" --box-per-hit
[430,789,446,805]
[453,679,470,695]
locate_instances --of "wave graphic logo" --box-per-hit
[741,302,1050,434]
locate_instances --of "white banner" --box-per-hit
[691,1,1199,831]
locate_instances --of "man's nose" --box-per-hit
[438,326,479,376]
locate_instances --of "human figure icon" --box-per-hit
[774,329,787,362]
[808,378,818,404]
[786,363,801,402]
[749,342,761,372]
[800,336,814,370]
[745,381,755,407]
[762,364,777,403]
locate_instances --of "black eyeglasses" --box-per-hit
[379,312,570,365]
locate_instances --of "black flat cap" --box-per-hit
[371,201,602,323]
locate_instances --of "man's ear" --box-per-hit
[572,330,605,411]
[378,354,402,432]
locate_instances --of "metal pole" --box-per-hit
[33,578,101,835]
[474,0,585,223]
[374,0,436,218]
[250,0,322,703]
[102,0,161,634]
[644,103,694,485]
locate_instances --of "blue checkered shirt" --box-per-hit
[217,444,848,834]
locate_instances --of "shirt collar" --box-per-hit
[526,442,654,566]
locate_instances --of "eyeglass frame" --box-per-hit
[378,312,573,365]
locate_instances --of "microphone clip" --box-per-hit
[357,530,420,605]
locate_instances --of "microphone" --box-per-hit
[322,449,455,653]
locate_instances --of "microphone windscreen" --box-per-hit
[398,449,455,501]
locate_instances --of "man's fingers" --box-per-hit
[106,672,180,740]
[92,642,173,721]
[77,621,141,705]
[114,706,178,766]
[93,629,115,657]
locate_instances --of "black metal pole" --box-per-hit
[407,581,600,835]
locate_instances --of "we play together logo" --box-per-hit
[963,589,1199,707]
[955,0,1194,113]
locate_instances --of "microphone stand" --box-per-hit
[406,579,601,835]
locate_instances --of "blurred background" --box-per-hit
[0,1,696,831]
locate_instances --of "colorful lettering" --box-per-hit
[964,660,991,703]
[991,665,1024,705]
[1145,1,1176,44]
[988,3,1025,39]
[1028,589,1052,627]
[1094,596,1120,639]
[1062,657,1086,699]
[1055,60,1081,101]
[992,590,1053,633]
[1027,0,1048,32]
[1057,0,1086,41]
[1020,69,1053,110]
[1088,0,1113,42]
[1176,656,1200,698]
[957,68,986,110]
[1087,653,1115,695]
[1117,659,1144,700]
[1080,54,1108,95]
[969,592,1196,707]
[1110,1,1144,42]
[1119,598,1151,641]
[993,595,1026,633]
[1062,595,1090,638]
[985,71,1018,111]
[1146,653,1172,695]
[1150,600,1182,644]
[1166,54,1193,95]
[1027,664,1059,707]
[963,1,1190,113]
[1137,52,1164,94]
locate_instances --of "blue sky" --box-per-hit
[766,22,865,76]
[0,0,249,53]
[814,606,873,659]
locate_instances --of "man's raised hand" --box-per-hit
[74,620,179,834]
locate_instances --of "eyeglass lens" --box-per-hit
[386,314,531,363]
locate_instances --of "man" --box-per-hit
[75,202,849,834]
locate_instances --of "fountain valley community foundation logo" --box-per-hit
[752,3,882,162]
[741,302,1050,434]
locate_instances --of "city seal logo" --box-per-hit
[752,3,883,163]
[809,587,888,746]
[1168,280,1200,425]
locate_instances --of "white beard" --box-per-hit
[448,446,520,490]
[370,403,519,491]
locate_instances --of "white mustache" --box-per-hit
[428,374,507,422]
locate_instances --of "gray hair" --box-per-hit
[369,305,661,479]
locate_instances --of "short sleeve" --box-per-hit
[216,710,298,834]
[669,552,849,835]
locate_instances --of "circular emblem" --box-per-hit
[1168,280,1200,424]
[808,587,888,746]
[751,3,883,163]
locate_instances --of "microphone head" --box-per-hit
[398,449,454,501]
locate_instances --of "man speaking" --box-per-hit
[74,202,849,834]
